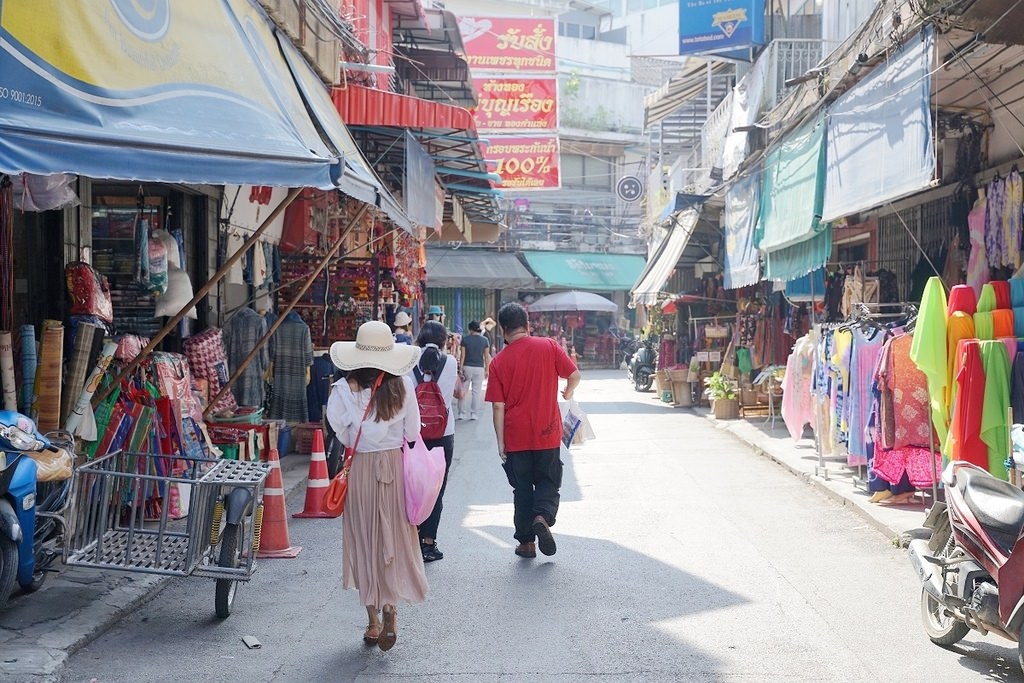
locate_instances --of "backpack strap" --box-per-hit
[413,366,424,384]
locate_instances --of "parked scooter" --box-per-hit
[626,336,657,392]
[0,411,74,608]
[908,461,1024,671]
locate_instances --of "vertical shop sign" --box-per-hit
[472,77,558,131]
[487,136,560,191]
[678,0,764,57]
[457,16,556,73]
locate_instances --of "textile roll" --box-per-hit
[1015,308,1024,338]
[992,280,1012,309]
[974,311,994,340]
[1011,278,1024,308]
[19,324,36,416]
[947,284,978,316]
[65,339,117,435]
[61,323,98,425]
[0,331,15,411]
[978,283,997,313]
[34,322,63,432]
[993,309,1015,338]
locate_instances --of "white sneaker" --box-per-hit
[469,413,478,421]
[457,414,468,421]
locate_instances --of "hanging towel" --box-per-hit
[1011,278,1024,307]
[1015,308,1024,338]
[947,284,978,315]
[993,308,1015,338]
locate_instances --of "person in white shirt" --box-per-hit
[326,321,426,652]
[411,321,457,562]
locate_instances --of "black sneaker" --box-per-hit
[421,543,444,562]
[532,516,556,556]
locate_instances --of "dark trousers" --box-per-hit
[418,433,454,543]
[503,447,562,543]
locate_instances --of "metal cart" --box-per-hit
[63,451,269,618]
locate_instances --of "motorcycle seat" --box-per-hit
[960,468,1024,553]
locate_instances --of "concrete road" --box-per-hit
[60,371,1023,682]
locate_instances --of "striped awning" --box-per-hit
[645,61,734,129]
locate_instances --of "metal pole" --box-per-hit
[203,204,369,416]
[92,187,303,408]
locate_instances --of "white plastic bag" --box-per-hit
[560,399,595,448]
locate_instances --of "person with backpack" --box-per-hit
[410,321,458,563]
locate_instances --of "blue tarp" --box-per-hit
[0,0,340,188]
[822,26,935,222]
[722,167,761,289]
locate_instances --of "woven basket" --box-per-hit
[712,398,739,420]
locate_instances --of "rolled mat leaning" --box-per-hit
[34,322,63,432]
[61,322,98,426]
[65,339,118,435]
[0,331,15,411]
[19,324,35,415]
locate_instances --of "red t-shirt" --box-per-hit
[485,336,577,452]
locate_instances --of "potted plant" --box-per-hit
[703,372,739,419]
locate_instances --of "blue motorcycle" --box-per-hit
[0,411,74,607]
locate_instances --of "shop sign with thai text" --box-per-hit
[457,16,556,73]
[472,78,557,131]
[486,135,560,191]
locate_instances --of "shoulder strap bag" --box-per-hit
[323,373,384,515]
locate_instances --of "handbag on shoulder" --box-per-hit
[323,373,383,516]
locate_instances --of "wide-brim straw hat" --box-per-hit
[330,321,420,376]
[393,311,413,328]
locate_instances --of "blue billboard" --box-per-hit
[679,0,765,57]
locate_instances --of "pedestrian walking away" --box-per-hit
[458,319,491,420]
[326,321,428,651]
[392,310,413,345]
[411,321,458,563]
[485,302,581,558]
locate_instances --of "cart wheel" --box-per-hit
[214,523,241,619]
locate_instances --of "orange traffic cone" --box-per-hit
[257,448,302,558]
[292,429,338,519]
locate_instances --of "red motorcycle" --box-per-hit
[909,461,1024,671]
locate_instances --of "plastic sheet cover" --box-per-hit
[722,167,761,289]
[756,113,829,281]
[821,26,935,222]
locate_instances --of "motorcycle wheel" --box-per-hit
[920,586,969,646]
[635,372,653,392]
[214,523,242,619]
[0,536,16,609]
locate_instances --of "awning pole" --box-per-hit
[203,204,369,417]
[92,186,303,408]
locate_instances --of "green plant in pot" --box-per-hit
[703,372,738,401]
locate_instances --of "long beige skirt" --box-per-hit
[342,447,428,607]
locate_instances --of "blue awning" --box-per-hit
[821,26,935,222]
[0,0,341,189]
[523,251,646,292]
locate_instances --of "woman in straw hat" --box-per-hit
[326,320,427,651]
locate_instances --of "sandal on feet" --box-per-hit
[378,607,397,652]
[363,623,381,645]
[515,542,536,558]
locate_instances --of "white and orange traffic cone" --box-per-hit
[256,448,302,558]
[292,429,338,519]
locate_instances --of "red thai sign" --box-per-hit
[487,136,560,191]
[472,78,558,131]
[457,16,556,73]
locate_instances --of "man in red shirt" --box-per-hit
[485,302,581,558]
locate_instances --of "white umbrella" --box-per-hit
[528,291,618,313]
